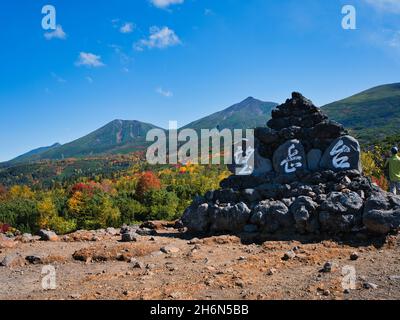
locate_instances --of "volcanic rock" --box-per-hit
[181,92,400,237]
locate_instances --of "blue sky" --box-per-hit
[1,0,400,161]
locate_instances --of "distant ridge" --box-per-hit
[322,83,400,142]
[6,83,400,164]
[183,97,278,131]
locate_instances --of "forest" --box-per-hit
[0,138,396,235]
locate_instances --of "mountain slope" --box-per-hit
[322,83,400,142]
[7,98,278,163]
[9,143,61,164]
[21,120,161,161]
[183,97,278,131]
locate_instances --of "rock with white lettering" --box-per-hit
[273,140,307,175]
[228,138,256,176]
[320,136,362,173]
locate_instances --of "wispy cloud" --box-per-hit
[388,30,400,47]
[204,8,215,16]
[109,44,133,66]
[150,0,184,9]
[85,76,94,84]
[51,72,66,83]
[111,18,120,28]
[120,22,135,34]
[364,0,400,13]
[44,25,67,40]
[75,52,105,68]
[156,87,173,97]
[135,26,181,50]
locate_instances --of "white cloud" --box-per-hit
[388,30,400,47]
[135,26,181,50]
[150,0,184,9]
[85,76,94,84]
[156,87,173,97]
[120,22,135,34]
[75,52,105,68]
[44,25,67,40]
[364,0,400,13]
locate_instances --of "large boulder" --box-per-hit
[307,149,322,172]
[363,192,400,234]
[252,151,273,177]
[320,136,362,172]
[272,140,307,175]
[250,200,293,233]
[319,191,363,233]
[290,196,319,234]
[209,202,251,232]
[181,202,210,233]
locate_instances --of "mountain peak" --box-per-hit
[240,96,258,104]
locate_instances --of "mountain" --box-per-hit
[183,97,278,131]
[6,98,278,164]
[8,143,61,164]
[322,83,400,142]
[9,120,161,163]
[7,84,400,164]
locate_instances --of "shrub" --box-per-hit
[38,196,76,234]
[136,171,161,198]
[141,189,179,221]
[114,196,145,224]
[0,198,39,233]
[68,190,120,230]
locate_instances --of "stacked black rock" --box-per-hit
[182,93,400,237]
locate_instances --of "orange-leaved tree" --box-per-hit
[135,171,161,198]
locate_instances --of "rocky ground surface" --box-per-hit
[1,223,400,300]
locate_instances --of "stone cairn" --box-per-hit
[182,93,400,237]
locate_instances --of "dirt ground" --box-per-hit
[1,225,400,300]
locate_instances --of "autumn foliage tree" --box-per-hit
[135,171,161,198]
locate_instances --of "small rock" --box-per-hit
[343,289,351,294]
[136,228,156,236]
[282,250,296,261]
[130,258,145,269]
[146,263,156,270]
[322,261,334,273]
[21,233,34,243]
[238,256,246,261]
[363,282,378,290]
[187,238,201,245]
[267,268,276,276]
[121,232,138,242]
[160,246,180,254]
[323,289,331,296]
[25,255,42,265]
[235,280,245,288]
[0,254,25,268]
[350,252,359,261]
[106,227,119,235]
[37,229,58,242]
[70,293,81,300]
